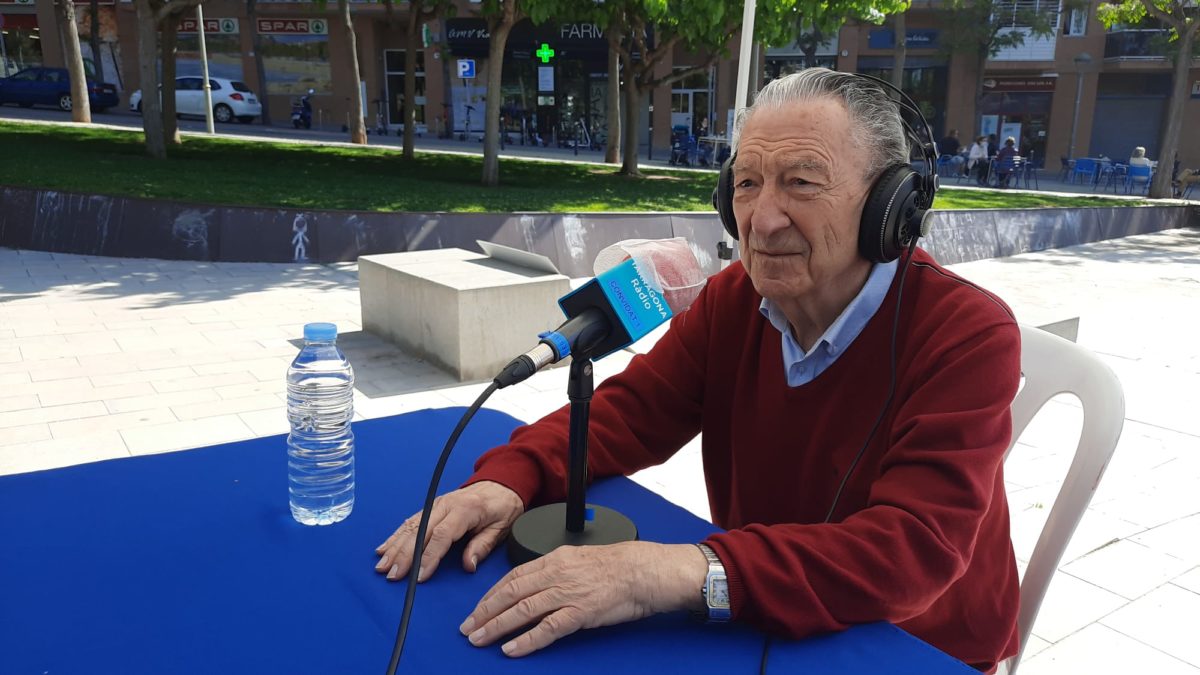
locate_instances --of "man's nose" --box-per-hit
[747,185,792,239]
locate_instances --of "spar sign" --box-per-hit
[256,18,328,34]
[179,18,239,34]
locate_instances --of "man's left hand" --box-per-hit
[458,541,708,657]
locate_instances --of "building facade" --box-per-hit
[4,0,1197,169]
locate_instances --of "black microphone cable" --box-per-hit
[759,237,920,675]
[385,381,499,675]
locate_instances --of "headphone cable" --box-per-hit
[761,236,920,675]
[385,382,500,675]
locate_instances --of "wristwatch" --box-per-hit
[696,543,731,622]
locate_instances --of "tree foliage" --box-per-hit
[1097,0,1199,197]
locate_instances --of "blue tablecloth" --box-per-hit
[0,407,976,674]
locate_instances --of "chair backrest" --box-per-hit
[1128,164,1152,180]
[1001,326,1126,675]
[1074,158,1097,175]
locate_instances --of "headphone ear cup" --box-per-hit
[714,155,739,240]
[859,164,924,263]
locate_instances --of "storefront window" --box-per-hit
[858,59,949,140]
[980,91,1053,162]
[178,19,243,83]
[256,18,332,96]
[764,56,838,82]
[0,15,42,75]
[383,49,425,129]
[671,66,713,137]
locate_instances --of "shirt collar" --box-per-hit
[758,259,898,358]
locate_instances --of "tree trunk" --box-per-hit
[161,20,180,145]
[973,49,987,137]
[619,74,642,176]
[135,0,165,158]
[605,43,621,164]
[1150,24,1197,199]
[402,7,419,160]
[339,0,367,144]
[247,0,271,125]
[481,13,515,187]
[54,0,92,123]
[90,0,104,82]
[892,11,907,90]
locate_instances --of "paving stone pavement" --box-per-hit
[2,228,1198,673]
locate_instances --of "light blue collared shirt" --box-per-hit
[759,259,898,387]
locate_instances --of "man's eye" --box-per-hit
[790,177,810,186]
[735,179,756,189]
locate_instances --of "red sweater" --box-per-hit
[467,248,1021,671]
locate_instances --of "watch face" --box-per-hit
[707,574,730,608]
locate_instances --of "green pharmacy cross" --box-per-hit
[536,43,556,63]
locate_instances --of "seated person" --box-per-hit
[994,137,1019,187]
[1128,146,1154,169]
[375,68,1022,673]
[1173,168,1200,197]
[968,135,991,185]
[939,129,966,175]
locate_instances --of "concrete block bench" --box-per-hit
[359,248,571,382]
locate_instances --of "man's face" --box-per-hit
[731,98,872,305]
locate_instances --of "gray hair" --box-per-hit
[1132,146,1146,158]
[731,68,910,183]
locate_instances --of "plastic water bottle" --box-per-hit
[287,322,355,525]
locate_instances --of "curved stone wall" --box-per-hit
[1,186,1194,277]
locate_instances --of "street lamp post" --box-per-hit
[1067,52,1092,159]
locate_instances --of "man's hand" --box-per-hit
[458,541,708,657]
[374,481,524,582]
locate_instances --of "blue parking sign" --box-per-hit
[457,59,476,79]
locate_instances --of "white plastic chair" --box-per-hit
[998,325,1126,675]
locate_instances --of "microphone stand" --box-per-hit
[507,353,639,565]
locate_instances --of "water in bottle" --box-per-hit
[287,322,355,525]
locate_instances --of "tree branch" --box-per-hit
[643,33,682,73]
[1139,0,1180,27]
[154,0,202,24]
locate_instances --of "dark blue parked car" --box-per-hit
[0,67,119,113]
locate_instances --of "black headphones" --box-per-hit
[711,72,939,264]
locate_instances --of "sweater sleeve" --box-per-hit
[462,272,718,508]
[705,320,1021,636]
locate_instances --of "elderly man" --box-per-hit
[375,68,1021,672]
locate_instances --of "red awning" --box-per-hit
[0,14,39,30]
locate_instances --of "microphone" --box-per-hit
[493,238,705,389]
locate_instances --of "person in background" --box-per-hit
[1128,146,1153,168]
[968,135,991,186]
[939,129,966,175]
[994,137,1019,188]
[375,68,1022,672]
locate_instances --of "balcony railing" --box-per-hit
[1104,29,1170,60]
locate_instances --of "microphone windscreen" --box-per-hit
[593,238,707,313]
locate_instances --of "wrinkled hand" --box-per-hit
[458,541,707,657]
[375,480,524,582]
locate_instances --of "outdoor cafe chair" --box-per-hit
[1019,153,1040,190]
[1070,158,1099,188]
[996,325,1126,675]
[1125,165,1152,195]
[1104,164,1128,193]
[992,156,1022,188]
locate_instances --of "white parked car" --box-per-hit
[130,76,262,124]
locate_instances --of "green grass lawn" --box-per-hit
[0,121,1148,213]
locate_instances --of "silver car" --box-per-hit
[130,76,263,124]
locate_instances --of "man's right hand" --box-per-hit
[374,481,525,582]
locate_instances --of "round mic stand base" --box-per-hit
[507,503,638,566]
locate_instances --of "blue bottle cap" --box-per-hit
[303,322,338,342]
